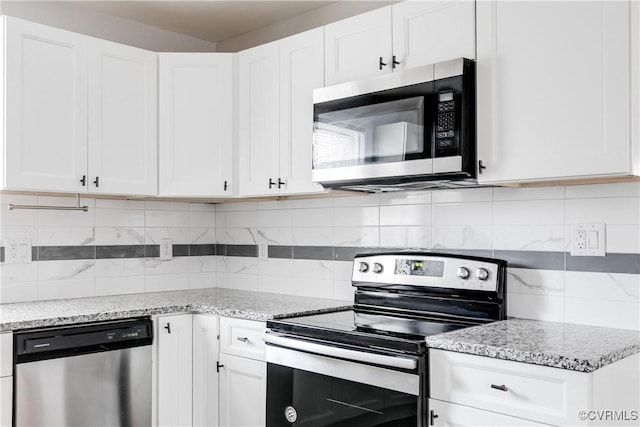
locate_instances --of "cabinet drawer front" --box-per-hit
[430,349,589,426]
[220,317,266,361]
[0,333,12,377]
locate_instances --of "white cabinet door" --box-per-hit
[88,38,157,196]
[159,53,235,197]
[428,399,551,427]
[157,314,193,427]
[279,27,325,195]
[193,314,220,427]
[238,41,280,196]
[324,6,392,85]
[477,1,631,183]
[4,17,88,192]
[219,353,266,427]
[392,1,476,70]
[0,377,11,427]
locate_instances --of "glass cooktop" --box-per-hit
[267,309,470,355]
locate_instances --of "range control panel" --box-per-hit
[352,253,502,292]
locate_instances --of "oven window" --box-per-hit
[267,363,418,426]
[313,97,425,169]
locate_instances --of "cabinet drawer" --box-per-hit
[0,333,12,378]
[429,349,589,426]
[220,317,266,361]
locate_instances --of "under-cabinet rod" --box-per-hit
[8,193,89,212]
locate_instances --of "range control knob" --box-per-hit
[372,263,384,274]
[456,267,470,279]
[358,262,369,273]
[475,268,489,281]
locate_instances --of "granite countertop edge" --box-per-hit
[0,290,352,332]
[426,321,640,373]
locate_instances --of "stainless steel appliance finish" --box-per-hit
[13,318,153,427]
[312,58,479,192]
[265,252,507,427]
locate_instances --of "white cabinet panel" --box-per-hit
[238,41,280,196]
[218,353,266,427]
[0,377,11,427]
[324,6,392,85]
[477,1,632,183]
[0,333,12,378]
[4,16,88,192]
[193,314,220,427]
[279,27,325,195]
[428,399,550,426]
[157,314,193,427]
[219,317,266,361]
[159,53,235,197]
[392,1,475,70]
[88,39,157,195]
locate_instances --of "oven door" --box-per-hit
[265,334,423,427]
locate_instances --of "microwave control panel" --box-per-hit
[435,90,457,156]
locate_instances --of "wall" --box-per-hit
[215,182,640,331]
[215,1,397,52]
[1,182,639,332]
[0,0,217,52]
[0,194,216,302]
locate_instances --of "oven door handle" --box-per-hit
[263,333,417,370]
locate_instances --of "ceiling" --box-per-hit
[74,1,337,43]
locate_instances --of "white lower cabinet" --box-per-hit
[193,315,220,427]
[428,399,549,426]
[155,315,265,427]
[156,314,194,427]
[218,317,267,427]
[218,353,267,427]
[0,333,12,427]
[429,349,640,426]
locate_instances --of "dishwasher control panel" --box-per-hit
[14,318,153,361]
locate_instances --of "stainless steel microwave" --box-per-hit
[312,58,477,192]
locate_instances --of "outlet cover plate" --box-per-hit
[160,238,173,260]
[570,223,605,256]
[4,238,32,264]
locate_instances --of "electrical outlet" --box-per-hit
[4,239,32,264]
[570,223,605,256]
[160,238,172,260]
[258,238,268,261]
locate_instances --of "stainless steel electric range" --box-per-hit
[264,252,507,427]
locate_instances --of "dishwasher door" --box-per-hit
[13,318,153,427]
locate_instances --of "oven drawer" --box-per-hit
[220,317,266,361]
[429,349,589,426]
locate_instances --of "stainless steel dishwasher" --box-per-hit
[13,317,153,427]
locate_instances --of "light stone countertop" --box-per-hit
[0,287,352,331]
[426,318,640,373]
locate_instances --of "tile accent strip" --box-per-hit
[0,244,638,274]
[96,245,145,259]
[38,246,96,261]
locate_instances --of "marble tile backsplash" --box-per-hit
[1,181,639,331]
[0,194,216,303]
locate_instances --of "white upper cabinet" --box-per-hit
[476,0,635,183]
[3,16,88,192]
[325,1,475,85]
[238,40,280,196]
[159,53,235,197]
[279,27,325,195]
[324,6,392,85]
[392,1,475,71]
[239,28,325,197]
[2,16,158,195]
[88,38,157,195]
